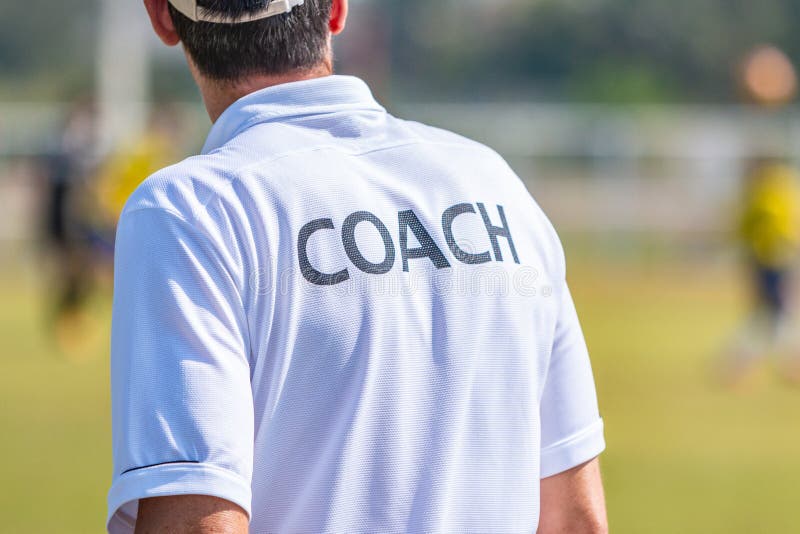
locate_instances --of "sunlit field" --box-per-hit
[571,260,800,534]
[0,255,798,533]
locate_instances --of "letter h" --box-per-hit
[477,203,520,264]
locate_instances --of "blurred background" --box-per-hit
[2,0,800,532]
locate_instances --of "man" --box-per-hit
[108,1,607,532]
[720,46,800,385]
[43,99,97,354]
[725,158,800,383]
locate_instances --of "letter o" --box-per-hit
[342,211,396,275]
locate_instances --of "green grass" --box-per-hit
[0,259,797,533]
[571,262,800,533]
[0,268,111,534]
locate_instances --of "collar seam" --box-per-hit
[209,105,387,155]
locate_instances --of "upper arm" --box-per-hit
[539,281,605,478]
[538,281,607,531]
[135,495,249,534]
[107,207,254,532]
[538,458,607,534]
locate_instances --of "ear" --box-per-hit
[143,0,181,46]
[329,0,348,36]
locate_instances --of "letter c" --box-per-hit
[298,218,350,286]
[442,203,492,265]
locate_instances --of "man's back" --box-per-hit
[108,76,604,533]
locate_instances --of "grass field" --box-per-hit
[0,256,798,533]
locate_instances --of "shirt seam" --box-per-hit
[115,460,248,482]
[208,105,387,152]
[108,462,253,526]
[541,418,604,455]
[121,460,200,475]
[213,138,502,180]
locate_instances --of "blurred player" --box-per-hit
[731,159,800,380]
[43,103,179,358]
[42,99,99,355]
[94,106,181,230]
[723,46,800,384]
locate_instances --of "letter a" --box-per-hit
[398,210,451,272]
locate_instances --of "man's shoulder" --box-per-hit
[399,118,505,160]
[120,154,234,224]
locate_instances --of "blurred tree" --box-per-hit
[0,0,95,99]
[385,0,800,103]
[2,0,800,103]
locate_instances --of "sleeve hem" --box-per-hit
[107,462,251,534]
[540,418,605,479]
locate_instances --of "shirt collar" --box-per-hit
[202,75,385,155]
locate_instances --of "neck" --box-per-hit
[195,62,333,123]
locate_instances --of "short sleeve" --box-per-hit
[107,208,253,533]
[539,281,605,479]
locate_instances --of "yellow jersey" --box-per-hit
[95,133,176,223]
[739,162,800,268]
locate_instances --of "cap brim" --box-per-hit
[168,0,305,24]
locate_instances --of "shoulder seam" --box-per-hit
[222,138,499,178]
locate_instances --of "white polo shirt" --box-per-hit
[108,75,604,533]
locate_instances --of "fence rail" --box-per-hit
[2,102,799,243]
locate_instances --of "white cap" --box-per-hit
[168,0,305,23]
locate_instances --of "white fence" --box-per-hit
[3,102,800,246]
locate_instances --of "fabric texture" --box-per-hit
[108,75,604,533]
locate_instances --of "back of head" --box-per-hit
[168,0,334,82]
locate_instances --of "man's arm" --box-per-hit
[108,207,254,530]
[538,457,608,534]
[135,495,249,534]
